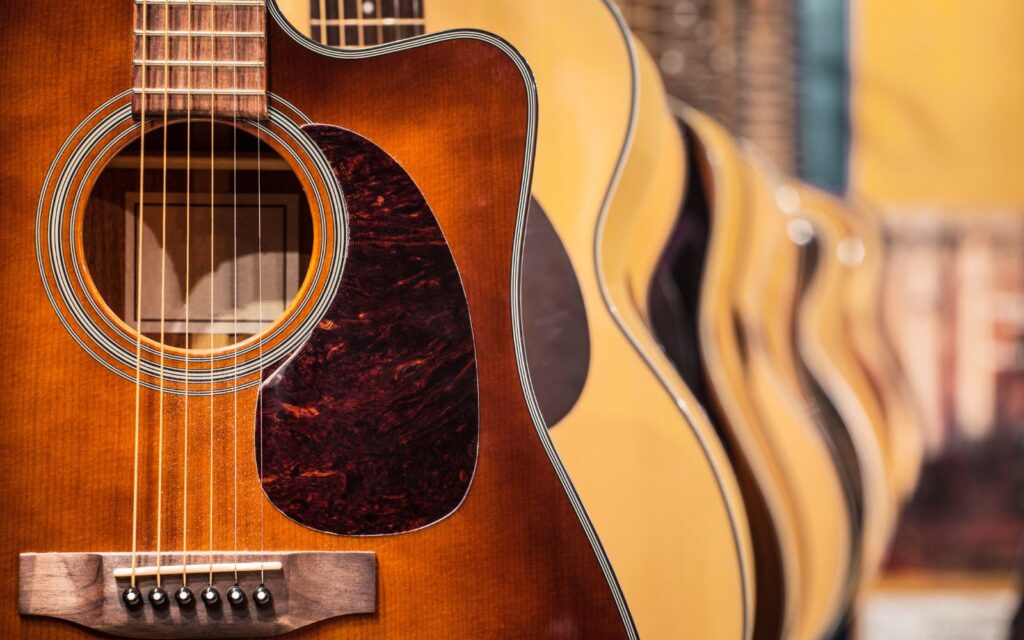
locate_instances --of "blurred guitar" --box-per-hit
[650,106,858,639]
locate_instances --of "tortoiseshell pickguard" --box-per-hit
[258,124,478,536]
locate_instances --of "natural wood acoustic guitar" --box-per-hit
[785,184,898,588]
[651,105,862,639]
[840,202,925,503]
[281,1,759,636]
[0,1,640,637]
[649,106,798,640]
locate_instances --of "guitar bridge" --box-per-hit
[18,551,376,638]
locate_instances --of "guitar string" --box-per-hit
[391,0,398,40]
[376,0,383,44]
[231,0,241,585]
[357,0,364,47]
[182,0,194,587]
[319,0,329,46]
[154,0,172,590]
[129,0,150,591]
[257,74,266,587]
[207,0,217,589]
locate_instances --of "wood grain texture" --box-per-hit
[0,2,629,638]
[132,1,268,118]
[259,124,478,535]
[20,552,375,638]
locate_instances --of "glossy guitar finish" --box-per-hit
[651,108,798,640]
[282,2,758,636]
[791,185,897,588]
[734,147,860,638]
[259,125,478,536]
[0,1,632,637]
[840,203,924,503]
[589,49,755,638]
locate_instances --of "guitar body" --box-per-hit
[0,2,632,638]
[735,149,860,637]
[586,49,755,638]
[281,2,758,636]
[793,186,897,587]
[841,204,924,503]
[651,108,798,639]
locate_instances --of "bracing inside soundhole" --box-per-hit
[82,120,314,350]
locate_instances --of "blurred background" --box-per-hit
[621,0,1024,636]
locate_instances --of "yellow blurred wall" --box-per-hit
[849,0,1024,209]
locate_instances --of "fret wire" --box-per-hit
[135,0,264,4]
[311,17,424,25]
[132,88,265,95]
[134,59,264,66]
[134,30,264,37]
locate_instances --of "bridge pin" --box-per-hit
[200,585,220,606]
[121,586,143,609]
[226,584,246,607]
[147,586,169,608]
[174,586,195,607]
[253,584,273,608]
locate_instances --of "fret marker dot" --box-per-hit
[363,1,375,14]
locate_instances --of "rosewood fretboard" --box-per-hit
[132,0,268,119]
[310,0,425,47]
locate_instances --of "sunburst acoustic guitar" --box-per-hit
[0,0,640,637]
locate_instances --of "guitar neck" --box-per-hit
[132,0,268,119]
[310,0,424,47]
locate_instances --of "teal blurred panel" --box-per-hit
[797,0,849,193]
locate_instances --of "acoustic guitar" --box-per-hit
[0,1,636,637]
[786,184,898,587]
[652,105,861,639]
[735,151,908,617]
[840,202,925,503]
[737,144,865,637]
[649,107,798,640]
[284,1,757,637]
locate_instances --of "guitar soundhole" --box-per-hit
[81,120,314,350]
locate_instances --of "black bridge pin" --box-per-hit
[121,586,143,609]
[200,585,220,606]
[174,586,195,607]
[147,586,169,608]
[226,584,246,607]
[253,584,272,608]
